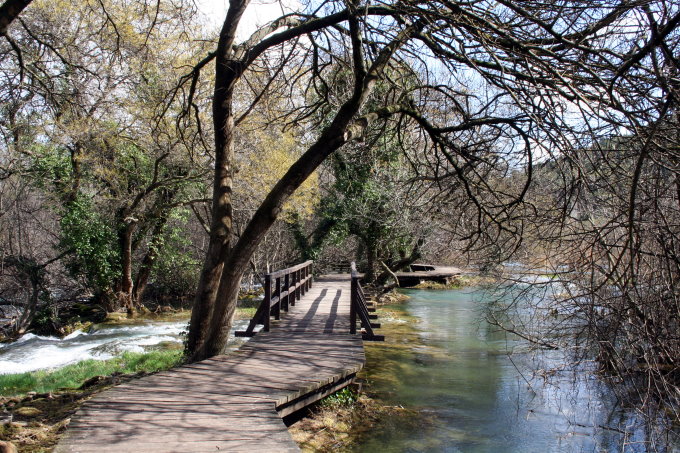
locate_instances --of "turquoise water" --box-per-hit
[356,288,677,453]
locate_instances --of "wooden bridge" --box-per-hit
[56,261,381,452]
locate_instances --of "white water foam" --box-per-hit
[0,319,249,375]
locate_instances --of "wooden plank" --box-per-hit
[55,436,300,453]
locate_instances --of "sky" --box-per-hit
[196,0,297,40]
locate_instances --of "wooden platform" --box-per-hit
[55,275,364,453]
[395,264,462,287]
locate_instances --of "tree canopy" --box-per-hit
[1,0,680,428]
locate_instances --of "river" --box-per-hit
[354,287,679,453]
[0,318,251,374]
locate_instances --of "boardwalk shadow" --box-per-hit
[323,289,341,333]
[295,288,327,331]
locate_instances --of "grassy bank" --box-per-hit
[0,350,183,397]
[289,387,422,452]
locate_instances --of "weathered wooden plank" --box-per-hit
[54,437,300,453]
[71,407,280,421]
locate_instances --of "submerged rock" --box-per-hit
[0,441,17,453]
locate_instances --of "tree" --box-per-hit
[0,0,211,315]
[184,0,654,361]
[480,0,680,423]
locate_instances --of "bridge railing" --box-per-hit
[235,260,314,337]
[350,262,385,341]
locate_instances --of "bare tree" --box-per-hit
[183,0,655,361]
[482,1,680,429]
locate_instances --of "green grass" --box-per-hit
[0,350,184,397]
[235,297,262,320]
[320,386,359,408]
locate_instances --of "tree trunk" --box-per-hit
[14,278,40,336]
[2,255,45,337]
[118,219,137,313]
[188,103,401,360]
[132,191,176,304]
[375,239,423,286]
[185,0,250,360]
[132,222,162,304]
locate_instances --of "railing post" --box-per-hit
[285,272,292,307]
[350,269,357,335]
[264,274,272,332]
[281,275,289,312]
[308,262,313,290]
[274,276,281,319]
[301,266,306,297]
[295,270,301,301]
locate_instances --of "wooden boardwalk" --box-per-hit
[55,275,364,453]
[395,264,462,287]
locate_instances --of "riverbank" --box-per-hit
[289,390,423,452]
[409,272,497,290]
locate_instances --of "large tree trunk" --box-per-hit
[185,0,250,360]
[188,107,405,361]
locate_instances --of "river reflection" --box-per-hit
[356,288,678,453]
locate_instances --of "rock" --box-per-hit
[0,441,17,453]
[79,375,107,389]
[14,406,42,417]
[105,312,127,321]
[0,412,12,425]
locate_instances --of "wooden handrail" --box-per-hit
[235,260,314,337]
[350,262,384,341]
[268,260,313,278]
